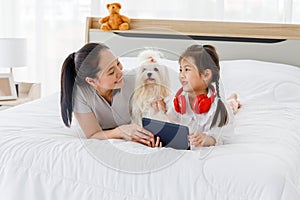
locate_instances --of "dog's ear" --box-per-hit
[160,65,170,87]
[134,67,144,85]
[157,65,171,97]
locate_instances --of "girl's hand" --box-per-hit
[117,124,154,146]
[189,131,216,147]
[150,99,167,114]
[150,136,163,148]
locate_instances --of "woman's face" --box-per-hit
[179,56,207,95]
[94,49,124,91]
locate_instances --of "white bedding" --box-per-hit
[1,60,300,200]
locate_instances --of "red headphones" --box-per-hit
[173,87,216,114]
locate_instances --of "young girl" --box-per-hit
[166,44,238,148]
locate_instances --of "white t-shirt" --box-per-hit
[73,70,136,130]
[166,87,235,146]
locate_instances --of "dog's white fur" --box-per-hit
[131,49,170,125]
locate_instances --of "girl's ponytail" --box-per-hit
[60,53,76,127]
[210,79,228,128]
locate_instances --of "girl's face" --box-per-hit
[179,56,208,95]
[91,49,124,92]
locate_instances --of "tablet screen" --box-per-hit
[142,117,190,150]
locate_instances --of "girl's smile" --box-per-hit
[180,80,188,86]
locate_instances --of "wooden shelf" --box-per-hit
[0,82,41,107]
[86,17,300,43]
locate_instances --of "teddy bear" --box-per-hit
[99,3,130,31]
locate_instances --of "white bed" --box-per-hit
[1,58,300,199]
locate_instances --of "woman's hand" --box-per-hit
[189,131,216,147]
[116,124,154,146]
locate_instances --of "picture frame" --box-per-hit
[0,73,17,100]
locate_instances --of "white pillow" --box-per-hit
[220,60,300,103]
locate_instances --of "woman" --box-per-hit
[60,43,159,147]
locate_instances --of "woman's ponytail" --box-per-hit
[60,43,109,127]
[60,53,76,127]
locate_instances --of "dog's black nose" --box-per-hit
[147,73,152,77]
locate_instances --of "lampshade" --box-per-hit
[0,38,27,68]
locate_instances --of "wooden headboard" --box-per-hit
[86,17,300,67]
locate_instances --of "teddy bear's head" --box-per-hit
[107,3,121,14]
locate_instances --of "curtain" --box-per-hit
[95,0,300,23]
[1,0,300,96]
[0,0,90,96]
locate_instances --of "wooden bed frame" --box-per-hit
[86,17,300,67]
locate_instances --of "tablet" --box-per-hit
[142,117,190,150]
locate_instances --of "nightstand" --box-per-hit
[0,82,41,108]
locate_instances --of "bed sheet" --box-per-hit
[0,60,300,200]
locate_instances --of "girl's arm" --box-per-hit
[74,112,154,146]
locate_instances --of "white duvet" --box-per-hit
[1,60,300,200]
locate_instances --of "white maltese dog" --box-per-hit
[130,49,171,125]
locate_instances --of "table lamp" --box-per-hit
[0,38,27,75]
[0,38,27,100]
